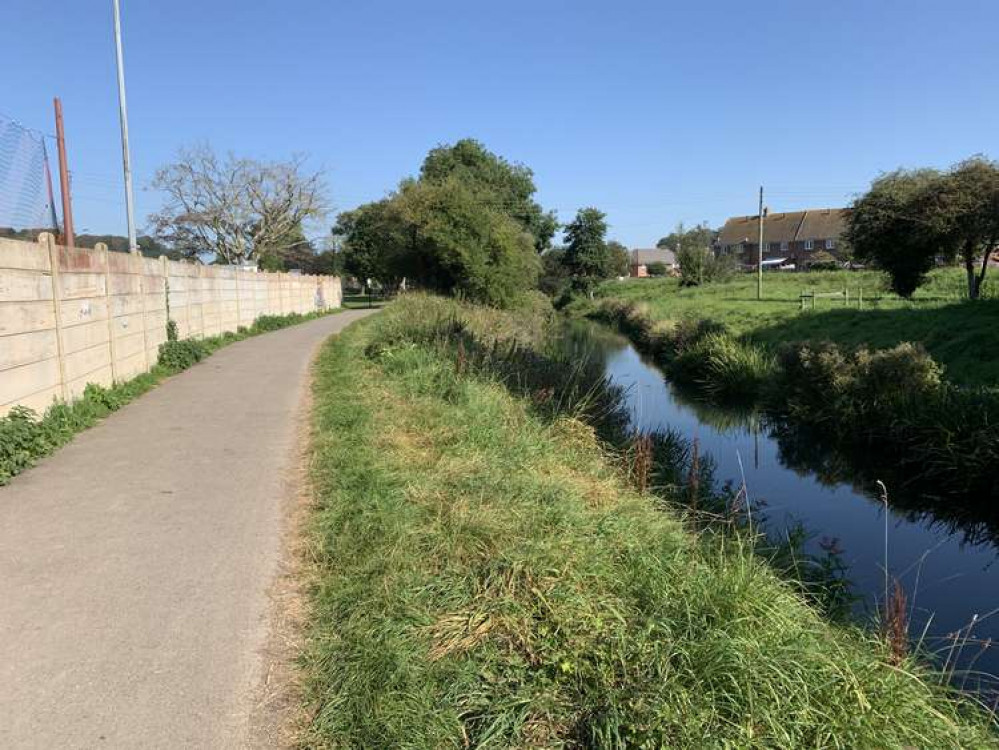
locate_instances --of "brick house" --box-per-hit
[629,248,678,277]
[716,208,850,269]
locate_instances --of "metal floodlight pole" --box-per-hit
[757,185,765,301]
[112,0,138,252]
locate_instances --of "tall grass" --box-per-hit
[301,295,998,748]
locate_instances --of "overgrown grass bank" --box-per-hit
[587,291,999,497]
[302,295,997,748]
[0,308,341,484]
[581,268,999,388]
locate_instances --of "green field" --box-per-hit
[585,269,999,387]
[300,296,996,748]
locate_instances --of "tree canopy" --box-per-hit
[334,141,546,307]
[419,139,558,252]
[848,156,999,298]
[606,240,630,278]
[563,208,610,291]
[657,222,714,254]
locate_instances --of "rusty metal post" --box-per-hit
[53,98,74,248]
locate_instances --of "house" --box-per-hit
[716,208,849,269]
[629,248,678,277]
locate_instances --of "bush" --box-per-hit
[157,339,209,371]
[646,261,668,276]
[252,313,304,333]
[777,341,943,424]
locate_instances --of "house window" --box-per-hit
[804,239,814,251]
[825,238,835,250]
[780,241,788,252]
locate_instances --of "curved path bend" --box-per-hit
[0,309,376,749]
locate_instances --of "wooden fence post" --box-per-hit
[43,233,69,401]
[98,243,119,382]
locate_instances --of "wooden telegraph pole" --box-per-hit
[756,186,765,301]
[53,97,75,248]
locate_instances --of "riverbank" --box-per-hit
[301,294,996,748]
[579,268,999,388]
[580,280,999,498]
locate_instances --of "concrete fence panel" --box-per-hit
[0,235,342,416]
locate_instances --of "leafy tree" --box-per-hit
[563,208,609,293]
[538,247,571,298]
[926,157,999,299]
[420,139,558,252]
[657,222,714,254]
[149,145,327,264]
[606,240,630,277]
[333,200,409,288]
[394,177,538,307]
[847,168,945,298]
[333,140,550,306]
[849,157,999,299]
[677,244,735,286]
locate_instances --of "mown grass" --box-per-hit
[0,307,343,485]
[582,268,999,387]
[301,295,998,749]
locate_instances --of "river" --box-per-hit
[571,322,999,696]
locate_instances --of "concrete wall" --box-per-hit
[0,234,342,416]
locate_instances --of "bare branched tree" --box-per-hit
[149,145,328,264]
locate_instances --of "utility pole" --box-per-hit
[53,98,75,248]
[112,0,138,252]
[757,185,765,301]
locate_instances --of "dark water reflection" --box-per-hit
[567,321,999,691]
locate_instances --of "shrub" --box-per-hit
[777,341,943,424]
[252,313,304,333]
[157,339,209,371]
[0,407,51,483]
[646,261,668,276]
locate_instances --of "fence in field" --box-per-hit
[0,234,342,416]
[800,286,882,310]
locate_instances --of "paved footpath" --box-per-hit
[0,309,376,749]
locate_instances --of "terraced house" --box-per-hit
[716,208,850,269]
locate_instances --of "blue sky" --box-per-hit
[3,0,997,247]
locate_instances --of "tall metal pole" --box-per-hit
[112,0,138,252]
[757,185,764,301]
[53,98,75,248]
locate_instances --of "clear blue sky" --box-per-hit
[3,0,997,247]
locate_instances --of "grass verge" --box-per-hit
[0,307,343,485]
[579,268,999,388]
[301,295,997,748]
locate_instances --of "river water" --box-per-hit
[574,322,999,694]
